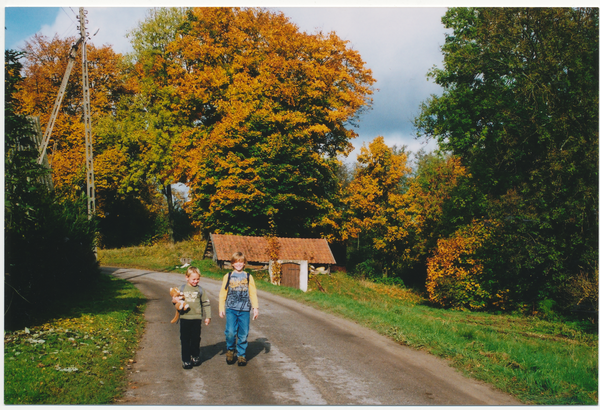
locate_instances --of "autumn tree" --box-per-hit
[342,137,410,279]
[415,8,598,312]
[342,141,475,287]
[426,219,500,310]
[15,34,132,213]
[93,92,195,247]
[13,33,179,247]
[130,7,375,237]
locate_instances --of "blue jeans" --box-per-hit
[225,309,250,357]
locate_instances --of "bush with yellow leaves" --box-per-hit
[426,220,500,310]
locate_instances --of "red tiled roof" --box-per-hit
[209,233,336,264]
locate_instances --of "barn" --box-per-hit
[203,233,336,292]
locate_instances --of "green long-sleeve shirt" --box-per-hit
[179,283,211,320]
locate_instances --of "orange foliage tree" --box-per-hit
[15,34,132,216]
[130,7,375,237]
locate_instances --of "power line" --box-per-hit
[61,7,77,23]
[57,7,79,39]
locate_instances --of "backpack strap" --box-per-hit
[225,271,251,290]
[247,272,252,310]
[225,271,233,290]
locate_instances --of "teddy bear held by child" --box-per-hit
[169,287,190,323]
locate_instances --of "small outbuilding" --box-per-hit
[203,233,336,292]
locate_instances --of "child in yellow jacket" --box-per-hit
[219,252,258,366]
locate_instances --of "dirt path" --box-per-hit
[104,267,521,405]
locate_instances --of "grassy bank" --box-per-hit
[4,274,146,404]
[98,240,598,405]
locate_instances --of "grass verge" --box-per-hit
[98,241,598,405]
[4,274,146,404]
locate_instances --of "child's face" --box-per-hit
[187,272,200,286]
[232,260,245,272]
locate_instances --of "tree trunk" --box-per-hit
[163,184,175,243]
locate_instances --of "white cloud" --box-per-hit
[85,8,150,54]
[279,7,446,154]
[34,9,79,45]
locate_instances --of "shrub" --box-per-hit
[426,219,499,310]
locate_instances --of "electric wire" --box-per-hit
[57,7,79,40]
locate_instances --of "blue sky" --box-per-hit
[5,7,60,47]
[4,4,451,160]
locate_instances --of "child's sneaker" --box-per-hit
[191,356,201,366]
[226,350,236,365]
[182,361,193,369]
[237,356,247,366]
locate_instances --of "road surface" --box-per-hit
[103,267,520,405]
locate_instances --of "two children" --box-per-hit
[172,266,211,369]
[172,252,259,368]
[218,252,259,366]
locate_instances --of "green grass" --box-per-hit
[4,274,146,404]
[97,239,207,272]
[98,241,598,405]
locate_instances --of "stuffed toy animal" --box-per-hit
[169,287,190,323]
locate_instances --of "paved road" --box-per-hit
[104,267,521,405]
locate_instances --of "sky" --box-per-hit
[2,1,592,162]
[3,2,453,161]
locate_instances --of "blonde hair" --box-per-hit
[186,266,201,277]
[231,252,246,263]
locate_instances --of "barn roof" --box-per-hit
[206,233,336,264]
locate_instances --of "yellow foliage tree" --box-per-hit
[342,136,411,275]
[344,136,410,238]
[426,219,501,310]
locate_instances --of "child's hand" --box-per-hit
[252,308,259,320]
[204,318,211,325]
[172,296,182,304]
[219,311,225,318]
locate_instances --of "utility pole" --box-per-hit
[37,8,96,221]
[37,38,82,165]
[79,7,96,219]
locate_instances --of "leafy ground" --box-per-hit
[98,239,598,405]
[4,274,145,404]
